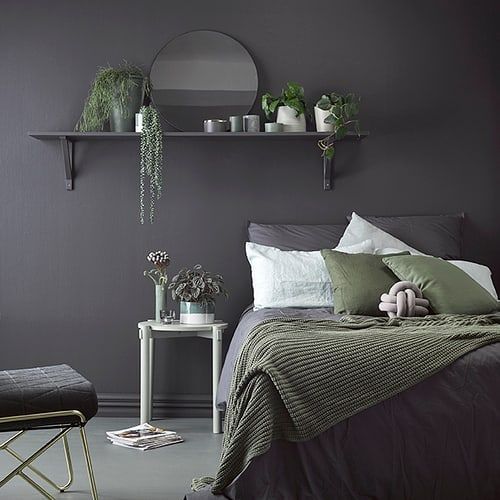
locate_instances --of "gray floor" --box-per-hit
[0,418,222,500]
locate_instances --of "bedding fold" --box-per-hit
[204,314,500,494]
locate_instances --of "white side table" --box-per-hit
[138,320,228,434]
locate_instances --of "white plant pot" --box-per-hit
[179,301,215,325]
[314,106,334,132]
[276,106,306,132]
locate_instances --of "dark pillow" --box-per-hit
[347,214,464,259]
[248,222,347,251]
[383,255,499,314]
[321,250,409,316]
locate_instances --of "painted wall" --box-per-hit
[1,0,498,415]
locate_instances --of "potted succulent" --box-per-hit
[144,250,171,321]
[169,265,228,325]
[316,92,360,159]
[261,82,307,132]
[76,62,149,132]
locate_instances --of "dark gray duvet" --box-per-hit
[186,307,500,500]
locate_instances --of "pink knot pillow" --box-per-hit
[379,281,430,318]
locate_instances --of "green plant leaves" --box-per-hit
[315,91,361,158]
[168,265,228,304]
[261,81,308,118]
[76,62,146,132]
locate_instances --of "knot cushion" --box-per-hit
[379,281,430,318]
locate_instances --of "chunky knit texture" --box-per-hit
[196,314,500,494]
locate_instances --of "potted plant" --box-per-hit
[261,82,307,132]
[76,62,149,132]
[169,265,228,324]
[316,92,360,159]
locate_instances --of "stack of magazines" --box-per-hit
[106,423,183,450]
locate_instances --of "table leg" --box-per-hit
[139,326,152,424]
[149,337,155,418]
[212,326,223,433]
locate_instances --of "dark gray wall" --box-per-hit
[1,0,498,415]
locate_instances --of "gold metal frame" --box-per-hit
[0,409,98,499]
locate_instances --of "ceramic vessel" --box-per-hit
[204,119,229,132]
[314,106,334,132]
[243,115,260,132]
[229,116,243,132]
[276,106,306,132]
[179,301,215,325]
[155,284,167,322]
[109,76,145,132]
[264,122,284,133]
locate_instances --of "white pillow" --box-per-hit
[374,248,498,300]
[339,212,424,255]
[448,260,498,299]
[246,240,374,310]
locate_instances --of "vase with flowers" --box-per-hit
[144,250,170,321]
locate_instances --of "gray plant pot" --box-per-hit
[179,301,215,325]
[109,76,145,132]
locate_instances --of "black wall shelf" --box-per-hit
[28,131,368,191]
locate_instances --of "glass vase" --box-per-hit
[155,284,167,322]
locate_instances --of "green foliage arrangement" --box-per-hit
[316,92,360,160]
[139,105,163,224]
[169,265,228,305]
[261,82,307,120]
[75,62,149,131]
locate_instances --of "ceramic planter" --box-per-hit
[179,301,215,325]
[276,106,306,132]
[264,122,284,133]
[109,76,145,132]
[314,106,334,132]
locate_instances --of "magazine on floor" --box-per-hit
[106,423,183,450]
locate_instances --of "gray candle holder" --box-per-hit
[229,116,243,132]
[204,119,229,133]
[265,122,284,133]
[243,115,260,132]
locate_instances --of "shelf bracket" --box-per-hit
[323,155,334,190]
[59,136,74,190]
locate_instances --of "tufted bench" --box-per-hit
[0,365,99,499]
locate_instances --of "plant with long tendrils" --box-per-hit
[317,92,360,160]
[139,105,163,224]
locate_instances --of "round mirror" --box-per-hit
[150,30,258,131]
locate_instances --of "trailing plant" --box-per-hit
[75,62,149,131]
[316,92,360,160]
[144,250,170,285]
[169,265,228,305]
[261,82,307,120]
[139,105,163,224]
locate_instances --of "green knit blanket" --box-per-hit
[193,314,500,494]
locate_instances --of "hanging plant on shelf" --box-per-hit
[75,62,150,132]
[316,92,360,160]
[139,105,163,224]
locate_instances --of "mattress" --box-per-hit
[189,308,500,500]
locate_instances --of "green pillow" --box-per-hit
[321,250,408,316]
[382,255,499,315]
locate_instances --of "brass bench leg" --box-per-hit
[80,425,99,500]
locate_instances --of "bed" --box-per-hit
[185,215,500,500]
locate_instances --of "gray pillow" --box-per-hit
[347,214,464,259]
[248,222,347,251]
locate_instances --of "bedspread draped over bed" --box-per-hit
[196,314,500,495]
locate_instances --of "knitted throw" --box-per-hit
[195,314,500,494]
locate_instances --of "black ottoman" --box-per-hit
[0,364,99,499]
